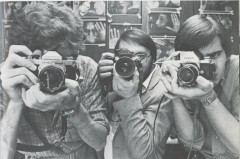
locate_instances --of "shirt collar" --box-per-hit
[142,64,159,93]
[220,58,230,87]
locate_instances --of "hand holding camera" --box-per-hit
[1,45,80,111]
[26,50,78,93]
[1,45,38,103]
[98,52,115,79]
[99,49,143,97]
[160,51,215,100]
[22,79,80,111]
[113,65,139,99]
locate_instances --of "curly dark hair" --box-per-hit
[8,2,84,58]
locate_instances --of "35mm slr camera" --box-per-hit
[174,51,216,87]
[27,51,77,93]
[101,49,143,95]
[115,48,142,79]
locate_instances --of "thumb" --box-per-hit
[65,79,80,96]
[21,87,27,105]
[196,76,213,92]
[132,67,139,84]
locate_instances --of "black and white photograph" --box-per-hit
[148,0,180,9]
[109,25,142,49]
[154,38,175,62]
[83,21,106,44]
[108,1,140,14]
[0,1,239,159]
[148,13,180,36]
[73,1,106,17]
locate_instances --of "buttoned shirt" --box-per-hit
[104,65,173,159]
[0,55,109,158]
[179,55,239,159]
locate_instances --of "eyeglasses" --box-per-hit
[134,53,151,64]
[115,48,151,64]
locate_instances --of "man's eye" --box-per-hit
[210,52,221,59]
[136,54,146,59]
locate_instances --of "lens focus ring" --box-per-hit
[177,64,199,86]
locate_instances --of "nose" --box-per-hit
[89,30,94,36]
[87,30,94,36]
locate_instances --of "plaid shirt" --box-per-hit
[0,55,109,158]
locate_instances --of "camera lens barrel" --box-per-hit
[115,57,136,78]
[178,64,199,86]
[39,65,65,93]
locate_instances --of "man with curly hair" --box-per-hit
[0,2,109,159]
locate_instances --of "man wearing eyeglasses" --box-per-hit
[98,29,173,159]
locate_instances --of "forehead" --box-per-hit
[199,36,223,56]
[119,40,150,53]
[86,22,95,29]
[82,2,90,6]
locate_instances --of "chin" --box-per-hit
[86,38,96,44]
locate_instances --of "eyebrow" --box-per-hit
[199,50,222,57]
[207,51,222,57]
[135,52,149,54]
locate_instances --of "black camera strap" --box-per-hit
[138,66,143,96]
[61,115,67,141]
[17,111,68,152]
[17,113,53,152]
[136,61,143,96]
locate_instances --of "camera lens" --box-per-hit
[39,65,65,93]
[115,57,136,78]
[178,64,199,86]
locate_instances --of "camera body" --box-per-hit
[115,49,142,79]
[101,49,143,95]
[27,51,77,93]
[175,51,216,87]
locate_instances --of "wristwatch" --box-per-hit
[61,97,80,117]
[200,91,217,106]
[62,109,79,117]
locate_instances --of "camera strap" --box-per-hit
[138,67,143,96]
[136,61,143,96]
[16,111,68,152]
[61,115,67,141]
[16,114,53,152]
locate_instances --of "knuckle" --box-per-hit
[9,45,15,53]
[37,97,45,104]
[42,107,49,112]
[19,67,28,74]
[1,81,8,89]
[73,82,79,89]
[19,75,26,82]
[0,73,6,80]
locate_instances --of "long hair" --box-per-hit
[8,2,84,57]
[175,14,232,58]
[114,29,157,61]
